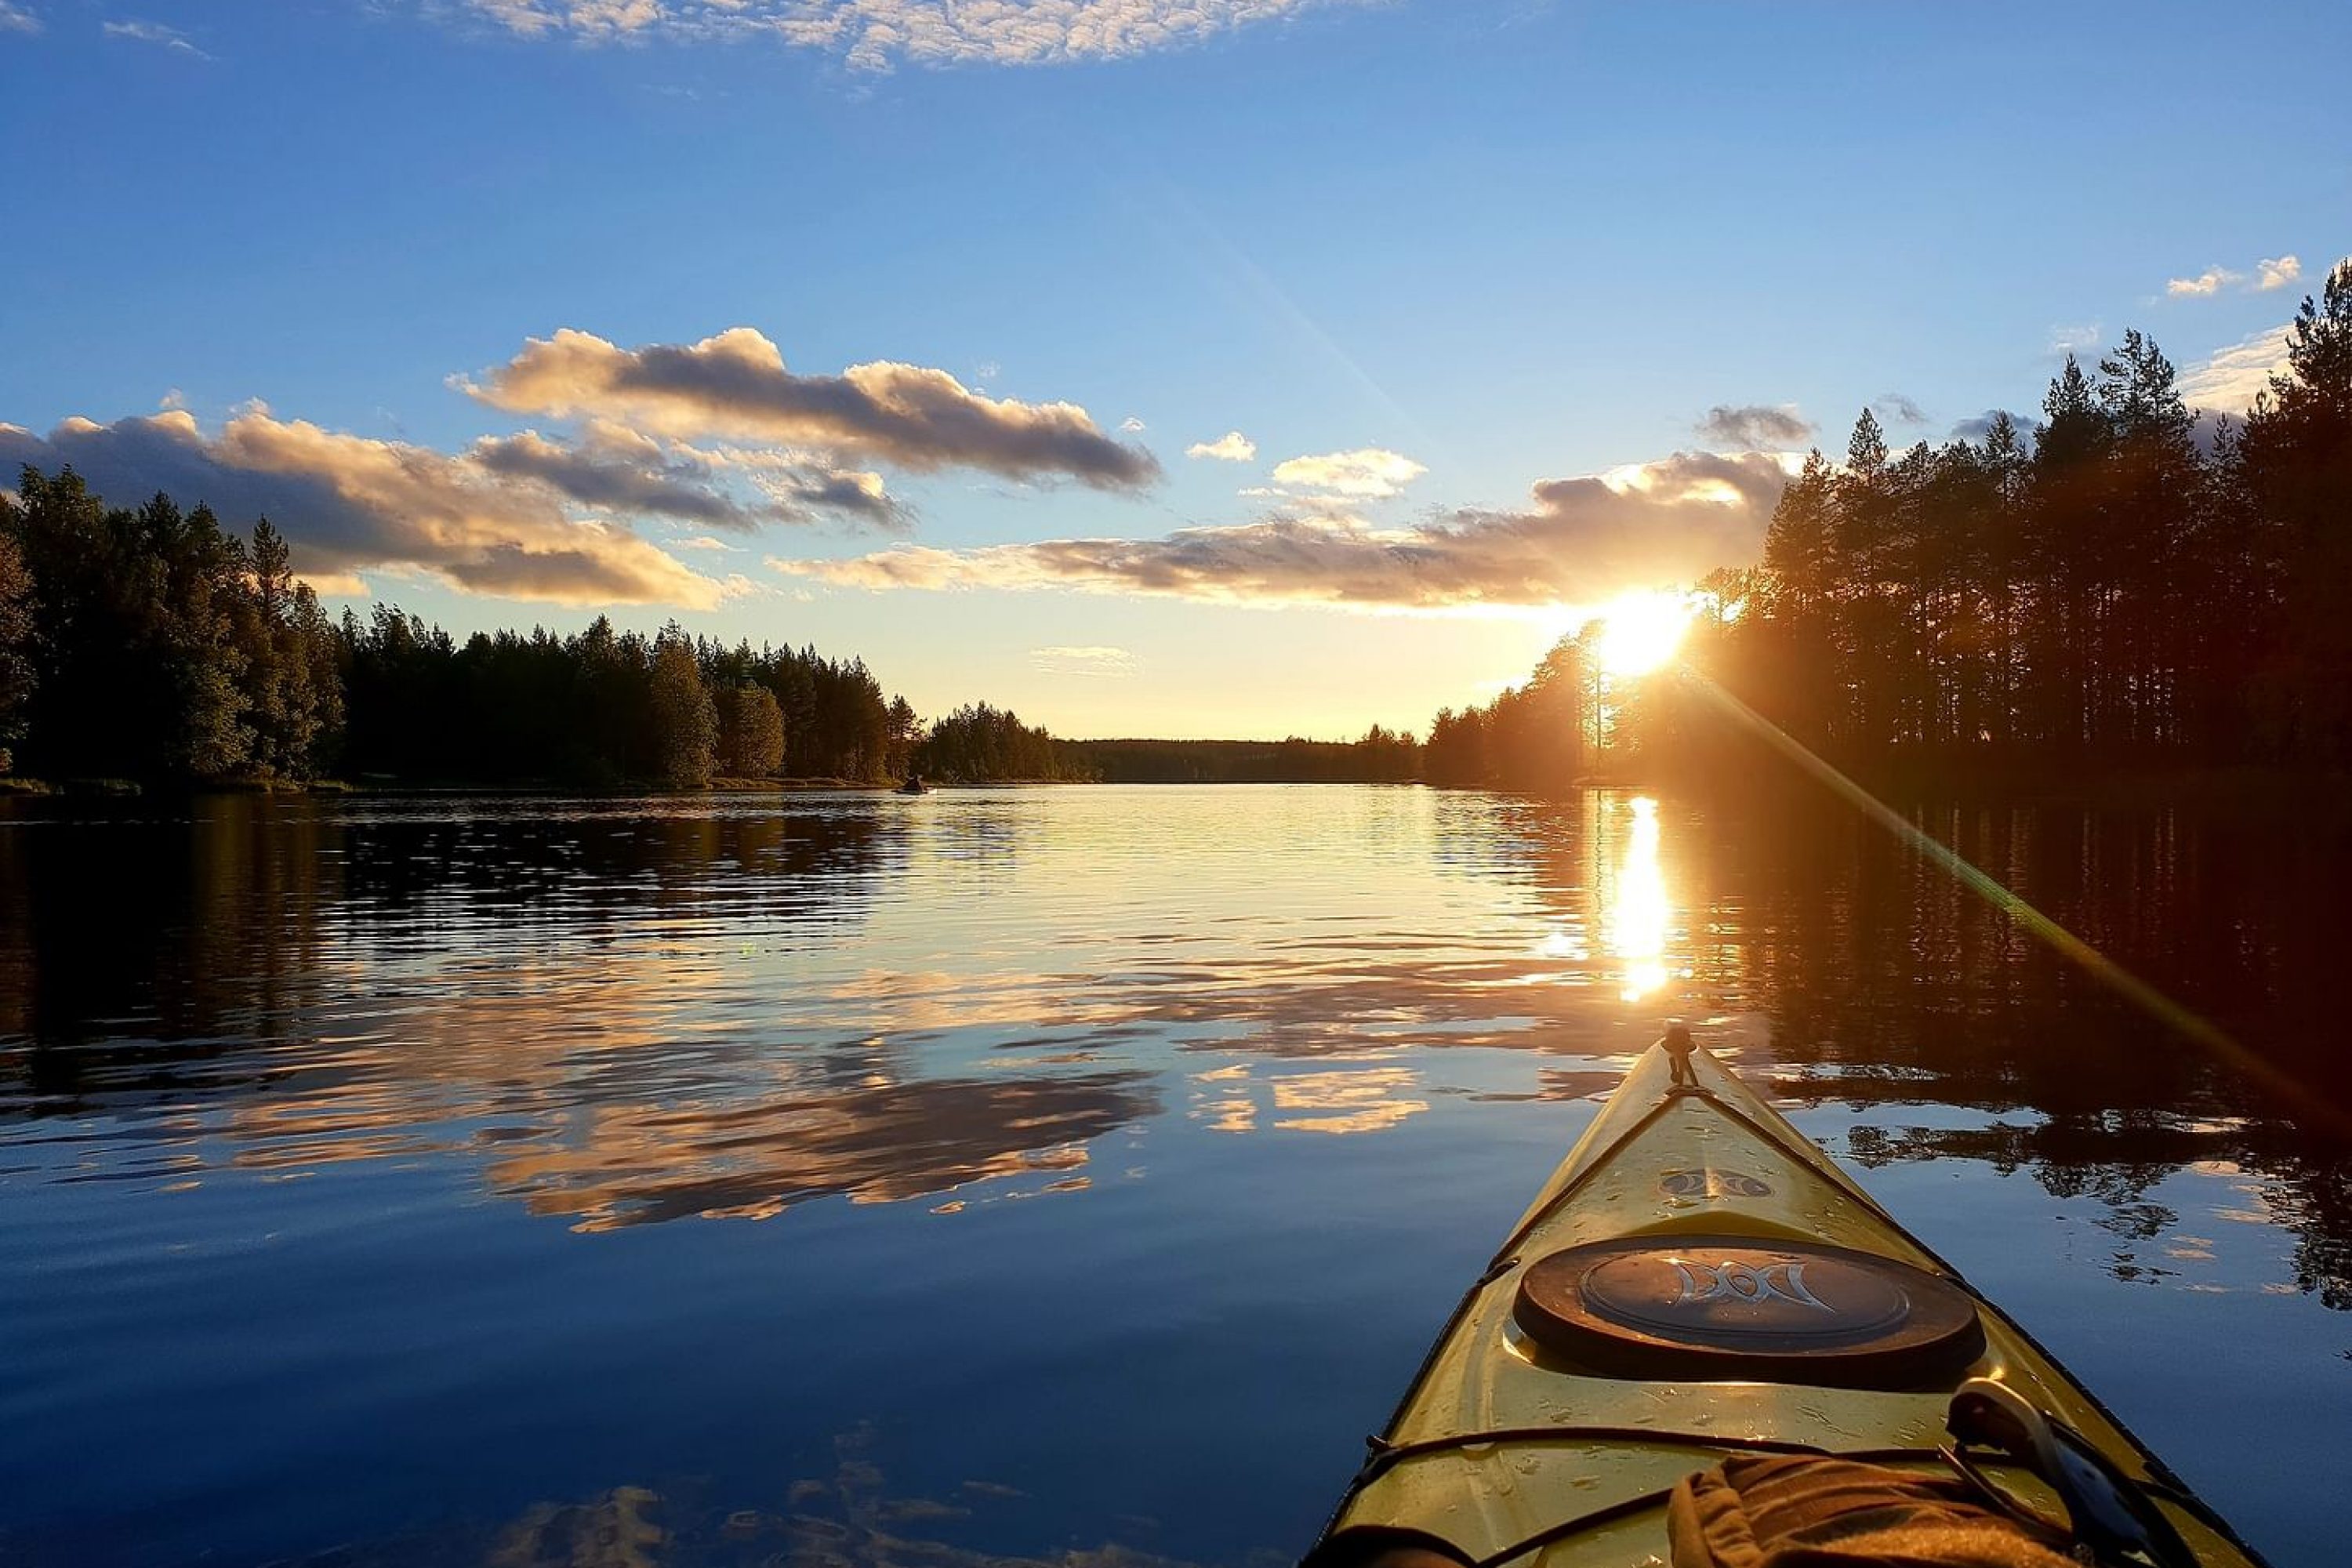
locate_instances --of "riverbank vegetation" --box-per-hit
[1073,730,1420,783]
[1439,262,2352,795]
[0,472,1073,791]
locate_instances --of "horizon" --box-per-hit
[2,0,2345,740]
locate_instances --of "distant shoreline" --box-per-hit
[7,760,2347,810]
[0,775,1080,799]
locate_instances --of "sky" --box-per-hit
[2,0,2346,739]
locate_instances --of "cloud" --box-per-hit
[467,327,1156,490]
[2179,323,2293,414]
[1119,416,1145,434]
[771,450,1791,612]
[1185,430,1256,463]
[470,428,774,530]
[1949,408,2026,442]
[452,0,1370,71]
[2167,267,2238,299]
[0,410,727,608]
[466,0,666,38]
[1693,404,1813,449]
[103,18,207,55]
[1030,644,1136,677]
[2049,323,2102,356]
[1872,393,1928,427]
[748,462,909,531]
[1268,446,1422,498]
[0,2,40,34]
[2168,254,2302,298]
[2256,255,2303,292]
[468,424,905,533]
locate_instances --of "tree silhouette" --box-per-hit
[1436,278,2352,786]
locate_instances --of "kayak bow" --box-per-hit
[1308,1028,2269,1568]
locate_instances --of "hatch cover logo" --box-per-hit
[1660,1169,1773,1200]
[1670,1258,1831,1312]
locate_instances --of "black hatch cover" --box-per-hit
[1512,1236,1985,1387]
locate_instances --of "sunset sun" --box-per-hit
[1594,590,1695,677]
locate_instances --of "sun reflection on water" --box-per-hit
[1607,796,1671,1003]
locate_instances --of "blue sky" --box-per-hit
[2,0,2345,737]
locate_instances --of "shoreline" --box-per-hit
[7,763,2347,811]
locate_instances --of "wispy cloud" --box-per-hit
[1871,393,1928,427]
[1030,644,1136,677]
[1693,403,1813,449]
[466,327,1157,490]
[2049,323,2102,357]
[1185,430,1256,463]
[0,410,728,606]
[772,450,1791,612]
[466,0,667,38]
[1119,416,1146,434]
[1268,446,1422,499]
[450,0,1373,71]
[2168,254,2302,299]
[103,18,207,56]
[2179,323,2293,414]
[0,2,41,35]
[2256,255,2303,292]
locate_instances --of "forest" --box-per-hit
[5,261,2343,797]
[1075,731,1421,783]
[1429,260,2352,793]
[0,469,1083,790]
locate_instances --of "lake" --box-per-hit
[2,785,2347,1567]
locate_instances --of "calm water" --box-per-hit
[2,786,2347,1567]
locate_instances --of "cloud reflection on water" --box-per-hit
[0,786,2346,1319]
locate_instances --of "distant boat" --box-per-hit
[896,776,931,795]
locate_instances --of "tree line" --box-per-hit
[0,467,1070,790]
[1422,641,1581,790]
[1443,259,2352,790]
[1073,729,1420,784]
[915,702,1096,784]
[0,470,343,785]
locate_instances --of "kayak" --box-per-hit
[1307,1027,2269,1567]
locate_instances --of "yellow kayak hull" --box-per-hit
[1315,1035,2266,1566]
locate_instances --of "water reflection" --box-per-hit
[281,1427,1220,1568]
[0,795,1169,1231]
[1183,1062,1428,1136]
[2,788,2344,1259]
[3,785,2349,1568]
[1602,795,1671,1003]
[2,789,2343,1259]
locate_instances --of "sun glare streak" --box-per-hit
[1674,667,2352,1139]
[1595,590,1697,677]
